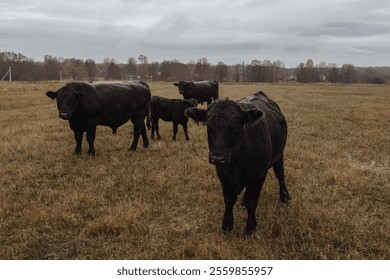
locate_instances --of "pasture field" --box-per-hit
[0,81,389,260]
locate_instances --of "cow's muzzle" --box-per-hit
[59,112,70,120]
[209,151,227,166]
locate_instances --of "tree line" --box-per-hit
[1,51,389,84]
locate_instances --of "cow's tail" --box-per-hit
[146,103,151,130]
[140,81,151,130]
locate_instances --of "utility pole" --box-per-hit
[1,66,11,81]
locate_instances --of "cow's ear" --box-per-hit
[46,91,57,99]
[185,107,206,123]
[240,108,263,124]
[74,92,84,100]
[173,82,179,87]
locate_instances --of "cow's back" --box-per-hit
[239,91,285,124]
[94,82,150,108]
[87,82,151,128]
[187,80,218,103]
[151,96,174,121]
[238,92,287,167]
[151,96,188,122]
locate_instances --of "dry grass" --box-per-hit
[0,81,389,260]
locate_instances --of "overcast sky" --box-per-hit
[1,0,390,67]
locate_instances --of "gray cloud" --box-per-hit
[1,0,389,67]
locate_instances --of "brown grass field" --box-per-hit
[0,81,389,260]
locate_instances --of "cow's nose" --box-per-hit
[209,151,226,165]
[59,112,70,120]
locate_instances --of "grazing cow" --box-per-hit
[46,81,151,156]
[185,91,291,235]
[173,80,219,105]
[150,96,197,141]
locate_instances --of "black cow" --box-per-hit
[173,80,219,105]
[46,81,151,156]
[150,96,197,141]
[185,91,291,235]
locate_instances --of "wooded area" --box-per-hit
[1,51,389,83]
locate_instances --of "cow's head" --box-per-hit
[173,81,193,95]
[46,86,84,120]
[186,99,263,166]
[184,98,198,109]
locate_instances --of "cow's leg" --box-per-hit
[222,188,237,233]
[217,169,238,233]
[172,122,178,141]
[73,130,83,155]
[151,118,156,139]
[183,121,189,141]
[243,173,267,236]
[273,155,291,203]
[86,127,96,157]
[130,118,142,151]
[155,119,161,140]
[140,121,149,148]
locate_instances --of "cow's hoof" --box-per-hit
[280,191,292,204]
[222,229,233,235]
[222,225,233,234]
[244,225,257,236]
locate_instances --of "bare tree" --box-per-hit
[138,54,149,79]
[125,57,137,79]
[305,59,319,82]
[233,64,242,82]
[85,59,97,81]
[160,60,190,81]
[328,66,339,84]
[44,55,62,81]
[194,57,211,80]
[106,62,122,80]
[246,59,261,82]
[340,64,357,83]
[63,58,86,80]
[296,59,319,83]
[214,62,228,82]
